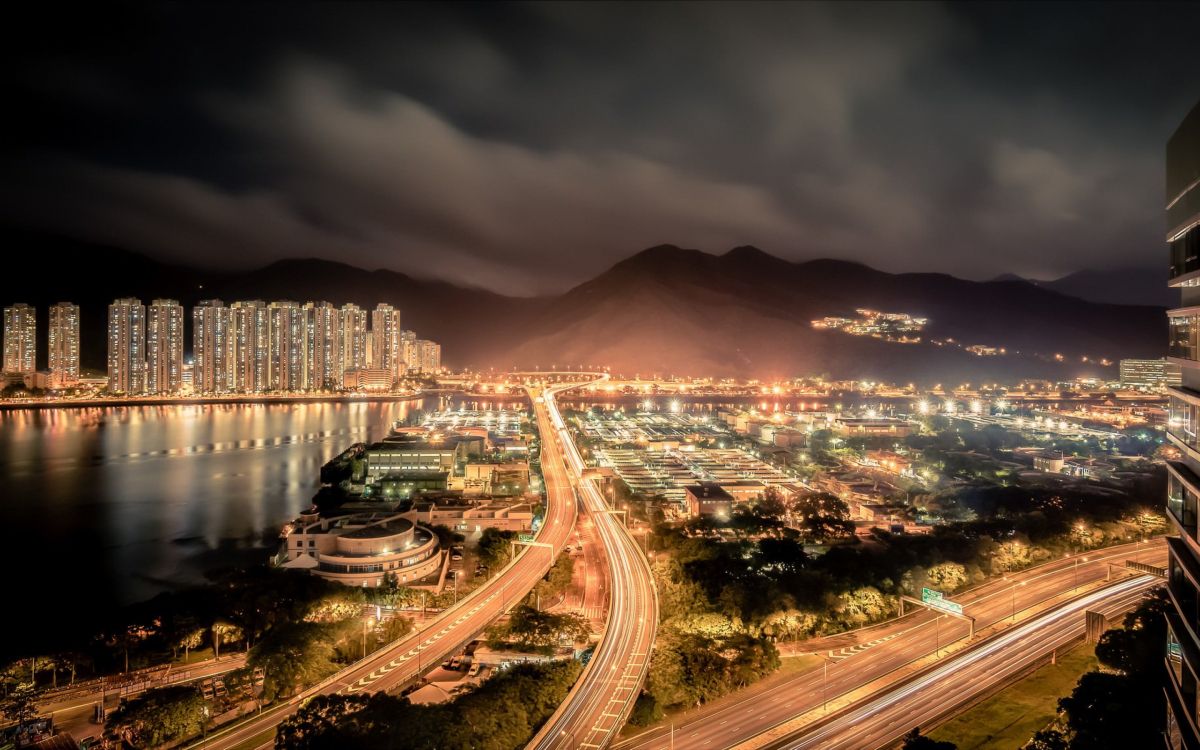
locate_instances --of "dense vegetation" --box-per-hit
[275,660,582,750]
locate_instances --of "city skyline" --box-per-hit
[0,5,1193,750]
[2,296,442,395]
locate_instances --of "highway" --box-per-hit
[615,540,1165,750]
[527,378,659,750]
[196,382,581,750]
[750,574,1161,750]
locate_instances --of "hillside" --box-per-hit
[508,245,1166,380]
[0,230,1167,382]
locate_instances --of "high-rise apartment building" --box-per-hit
[194,300,235,394]
[302,301,340,391]
[232,300,269,394]
[47,302,80,387]
[2,303,36,375]
[339,303,368,377]
[147,299,184,395]
[416,339,441,373]
[1164,99,1200,750]
[400,329,418,375]
[371,303,402,382]
[107,298,146,394]
[268,301,304,391]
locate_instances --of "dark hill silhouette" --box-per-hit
[0,229,1166,382]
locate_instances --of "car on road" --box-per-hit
[449,656,462,670]
[451,552,463,561]
[468,662,482,678]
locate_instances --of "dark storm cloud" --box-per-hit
[1,2,1197,294]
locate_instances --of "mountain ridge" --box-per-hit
[0,228,1166,382]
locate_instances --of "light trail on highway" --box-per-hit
[527,376,659,750]
[752,574,1161,750]
[615,540,1165,750]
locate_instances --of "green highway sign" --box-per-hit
[518,534,535,543]
[921,587,963,616]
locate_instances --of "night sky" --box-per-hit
[2,2,1198,295]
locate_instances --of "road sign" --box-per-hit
[921,587,963,616]
[518,534,535,543]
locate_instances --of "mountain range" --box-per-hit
[992,268,1175,308]
[2,227,1168,383]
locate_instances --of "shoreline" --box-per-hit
[0,390,437,412]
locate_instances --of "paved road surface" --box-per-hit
[615,540,1165,750]
[752,574,1160,750]
[527,380,659,750]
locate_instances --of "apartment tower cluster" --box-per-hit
[1,302,80,388]
[1,299,441,395]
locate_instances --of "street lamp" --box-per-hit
[362,616,375,659]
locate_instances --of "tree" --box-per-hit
[249,623,341,701]
[0,683,42,728]
[275,693,371,750]
[1058,671,1151,750]
[212,620,243,659]
[900,728,956,749]
[379,615,413,644]
[789,492,855,540]
[178,627,205,663]
[488,605,589,651]
[105,685,208,748]
[533,553,575,604]
[925,562,968,592]
[1026,729,1069,750]
[478,528,518,569]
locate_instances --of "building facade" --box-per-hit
[2,303,36,375]
[416,339,441,373]
[268,301,304,391]
[1165,99,1200,750]
[147,299,185,395]
[303,301,340,391]
[1122,358,1183,390]
[107,298,146,394]
[193,300,234,394]
[339,303,368,377]
[371,304,402,382]
[232,300,269,393]
[47,302,80,387]
[279,510,442,587]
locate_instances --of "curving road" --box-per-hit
[751,574,1161,750]
[615,540,1165,750]
[197,383,581,750]
[526,378,659,750]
